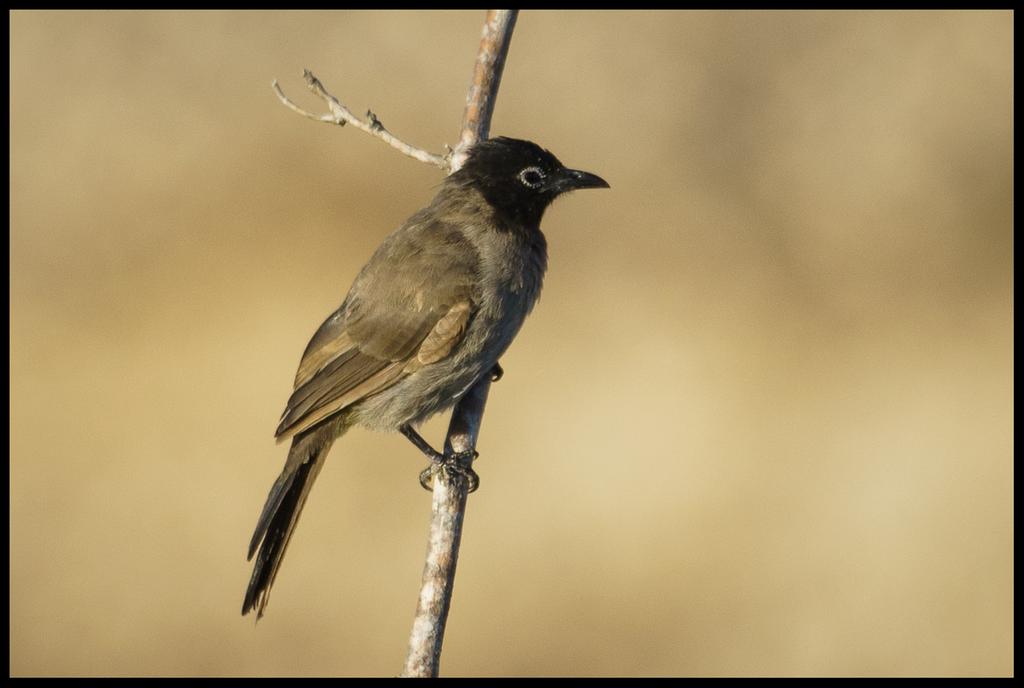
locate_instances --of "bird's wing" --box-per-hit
[274,216,479,441]
[415,301,473,365]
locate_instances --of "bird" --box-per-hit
[243,136,609,618]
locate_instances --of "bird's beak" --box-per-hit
[556,168,610,192]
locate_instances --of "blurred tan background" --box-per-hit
[9,10,1012,677]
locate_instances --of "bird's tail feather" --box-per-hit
[242,427,338,618]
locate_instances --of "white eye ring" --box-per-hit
[518,166,546,188]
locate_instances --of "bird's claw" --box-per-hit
[418,449,480,493]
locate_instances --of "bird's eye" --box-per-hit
[518,166,545,189]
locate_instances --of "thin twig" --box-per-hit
[272,69,449,170]
[402,377,492,678]
[449,9,519,172]
[401,9,518,679]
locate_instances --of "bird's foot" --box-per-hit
[418,449,480,494]
[402,423,479,493]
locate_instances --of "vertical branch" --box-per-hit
[401,378,493,678]
[401,9,518,679]
[449,9,519,172]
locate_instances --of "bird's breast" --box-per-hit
[466,226,547,362]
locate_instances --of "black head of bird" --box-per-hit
[449,136,609,227]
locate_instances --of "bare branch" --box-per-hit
[402,375,493,678]
[272,69,449,170]
[449,9,519,171]
[271,79,336,123]
[402,9,518,678]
